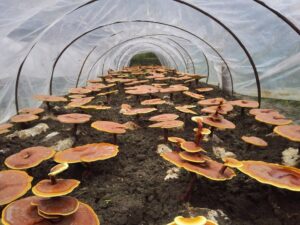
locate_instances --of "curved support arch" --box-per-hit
[76,34,198,87]
[47,21,234,95]
[105,36,190,74]
[16,20,235,113]
[203,53,210,83]
[98,40,180,79]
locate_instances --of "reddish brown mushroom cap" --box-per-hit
[141,98,166,106]
[0,170,33,206]
[149,113,179,122]
[31,196,79,216]
[0,123,13,134]
[249,108,280,116]
[10,114,39,123]
[19,108,44,115]
[168,136,186,144]
[69,87,91,94]
[229,99,259,108]
[201,103,233,115]
[179,151,208,163]
[183,91,205,100]
[32,179,80,197]
[180,141,206,153]
[80,105,111,110]
[241,136,268,147]
[91,121,126,134]
[5,146,55,170]
[57,113,91,124]
[161,151,236,181]
[196,87,214,93]
[172,216,207,225]
[67,96,95,107]
[125,85,159,95]
[255,113,292,126]
[202,115,236,129]
[160,85,189,93]
[149,120,184,129]
[175,106,197,115]
[274,125,300,142]
[1,196,100,225]
[198,98,226,106]
[54,143,119,163]
[68,94,86,99]
[236,160,300,191]
[33,95,68,102]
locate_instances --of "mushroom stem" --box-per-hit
[246,143,252,151]
[219,165,228,175]
[49,175,57,185]
[170,93,174,101]
[113,134,117,144]
[163,129,169,142]
[241,107,245,116]
[73,124,78,138]
[210,127,215,137]
[180,173,197,202]
[106,95,111,104]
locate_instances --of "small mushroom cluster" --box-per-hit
[167,215,218,225]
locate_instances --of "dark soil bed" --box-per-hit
[0,82,299,225]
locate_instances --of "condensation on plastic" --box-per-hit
[0,0,299,123]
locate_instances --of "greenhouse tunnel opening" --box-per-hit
[129,52,162,67]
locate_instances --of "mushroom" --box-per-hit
[201,102,233,115]
[198,97,226,106]
[10,113,39,129]
[149,113,179,122]
[168,137,186,151]
[66,96,94,108]
[120,104,157,120]
[175,105,197,123]
[140,98,166,108]
[125,85,159,101]
[224,158,300,191]
[249,108,280,116]
[91,120,127,144]
[4,146,55,170]
[255,113,292,126]
[80,105,111,110]
[54,142,119,164]
[1,196,100,225]
[68,94,86,99]
[149,120,184,142]
[32,163,80,197]
[97,90,118,104]
[241,136,268,150]
[160,151,236,201]
[56,113,91,138]
[160,85,189,101]
[196,87,214,93]
[33,95,68,110]
[274,125,300,150]
[19,107,45,115]
[0,123,13,135]
[229,99,259,116]
[31,196,79,217]
[202,112,235,136]
[170,215,210,225]
[68,87,91,95]
[183,91,205,100]
[0,170,33,206]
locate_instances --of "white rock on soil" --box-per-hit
[7,123,49,139]
[281,147,299,166]
[164,167,180,181]
[42,131,60,142]
[156,144,172,154]
[51,137,74,151]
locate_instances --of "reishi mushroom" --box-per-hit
[0,170,33,206]
[4,146,55,170]
[241,136,268,150]
[274,125,300,150]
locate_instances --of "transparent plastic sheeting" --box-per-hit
[0,0,299,123]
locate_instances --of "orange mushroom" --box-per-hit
[202,113,235,135]
[33,94,67,110]
[149,120,184,142]
[0,123,13,135]
[140,98,166,107]
[229,99,259,115]
[120,104,157,119]
[196,87,214,93]
[1,196,100,225]
[198,97,226,106]
[149,113,179,122]
[0,170,33,206]
[201,102,233,115]
[31,196,79,216]
[255,113,292,126]
[57,113,91,138]
[67,96,94,108]
[91,120,127,143]
[19,107,44,115]
[183,91,205,100]
[10,113,39,123]
[4,146,55,170]
[249,108,280,116]
[225,158,300,191]
[69,87,91,94]
[241,136,268,149]
[54,142,119,164]
[274,125,300,150]
[160,85,189,101]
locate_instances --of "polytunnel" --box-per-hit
[0,1,300,225]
